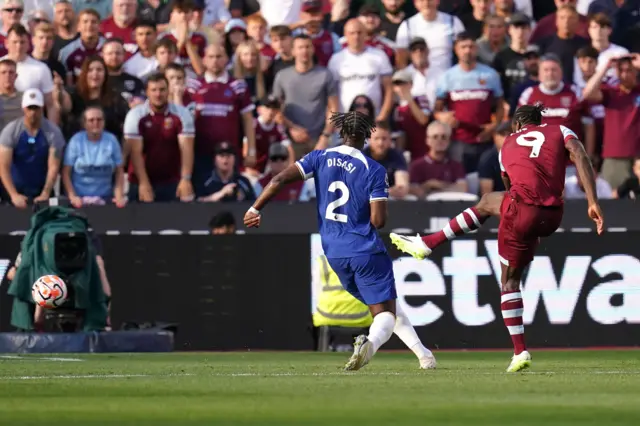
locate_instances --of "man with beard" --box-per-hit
[102,38,145,107]
[51,0,77,60]
[340,4,395,66]
[124,73,195,202]
[492,13,534,102]
[379,0,407,41]
[100,0,138,58]
[59,8,104,84]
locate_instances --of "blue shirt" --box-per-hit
[362,146,407,187]
[63,131,123,198]
[477,146,505,192]
[296,145,389,258]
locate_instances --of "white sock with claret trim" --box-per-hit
[367,311,395,353]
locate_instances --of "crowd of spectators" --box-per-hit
[1,0,640,209]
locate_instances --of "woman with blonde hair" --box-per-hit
[233,40,267,106]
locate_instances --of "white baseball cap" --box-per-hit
[22,88,44,108]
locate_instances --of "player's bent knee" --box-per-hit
[369,300,396,317]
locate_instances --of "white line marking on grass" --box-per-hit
[0,355,84,362]
[0,373,195,380]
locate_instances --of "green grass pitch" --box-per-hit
[0,350,639,425]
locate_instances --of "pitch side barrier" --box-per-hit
[1,234,637,350]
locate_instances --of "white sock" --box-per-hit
[367,311,395,353]
[394,304,433,359]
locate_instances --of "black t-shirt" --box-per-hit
[538,35,589,81]
[66,89,130,141]
[202,170,256,201]
[40,56,66,80]
[228,0,260,16]
[617,176,640,199]
[492,47,527,100]
[362,146,407,187]
[477,146,505,192]
[269,57,294,79]
[109,72,145,103]
[378,15,403,41]
[138,0,172,25]
[459,14,484,40]
[51,34,78,65]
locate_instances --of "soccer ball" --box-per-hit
[32,275,68,309]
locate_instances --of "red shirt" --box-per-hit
[190,72,255,158]
[100,17,137,58]
[308,30,338,67]
[500,123,577,207]
[259,44,277,64]
[600,84,640,159]
[0,33,7,57]
[393,96,431,161]
[258,172,304,201]
[254,118,287,173]
[158,30,208,67]
[529,13,590,44]
[409,154,465,184]
[58,37,105,79]
[588,102,605,158]
[123,102,195,185]
[340,35,395,67]
[518,82,591,140]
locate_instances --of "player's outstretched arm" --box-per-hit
[370,199,388,229]
[566,138,605,234]
[244,164,304,228]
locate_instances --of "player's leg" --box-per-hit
[500,261,531,373]
[394,302,436,369]
[390,191,504,259]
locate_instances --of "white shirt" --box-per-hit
[1,55,54,94]
[328,46,393,114]
[123,52,159,80]
[203,0,231,26]
[395,12,465,78]
[577,0,596,15]
[406,64,438,111]
[564,175,613,200]
[258,0,301,27]
[573,43,629,87]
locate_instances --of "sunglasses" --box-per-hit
[270,156,288,162]
[3,8,23,13]
[428,134,447,140]
[32,18,49,24]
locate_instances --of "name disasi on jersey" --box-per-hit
[327,157,357,174]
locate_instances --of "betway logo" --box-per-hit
[0,259,10,284]
[541,107,569,118]
[394,240,640,326]
[449,90,489,102]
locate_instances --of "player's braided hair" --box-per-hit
[514,102,545,127]
[330,111,376,143]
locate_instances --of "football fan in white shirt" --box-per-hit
[328,19,393,122]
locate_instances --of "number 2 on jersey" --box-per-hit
[516,131,545,158]
[325,181,350,223]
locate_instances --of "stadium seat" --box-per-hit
[426,192,479,202]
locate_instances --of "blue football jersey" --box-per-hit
[296,145,389,258]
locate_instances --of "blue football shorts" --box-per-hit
[326,252,397,305]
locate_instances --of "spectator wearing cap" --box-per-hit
[329,20,393,121]
[476,14,509,65]
[295,0,341,67]
[434,32,504,174]
[224,18,247,61]
[614,157,640,199]
[62,105,126,207]
[492,13,534,104]
[583,54,640,189]
[124,73,195,202]
[100,0,138,57]
[507,45,540,117]
[391,68,431,163]
[531,0,589,43]
[574,13,628,87]
[0,59,22,130]
[246,13,276,68]
[340,4,394,66]
[209,210,237,234]
[575,46,604,168]
[404,37,438,111]
[273,34,339,158]
[102,38,145,107]
[268,25,294,76]
[460,0,492,40]
[363,121,409,200]
[379,0,408,41]
[537,5,589,80]
[2,24,60,124]
[519,53,594,144]
[409,120,467,199]
[0,0,26,57]
[59,9,105,85]
[254,142,314,202]
[157,0,206,75]
[190,0,226,43]
[199,141,256,202]
[250,96,293,175]
[50,0,77,61]
[137,0,172,30]
[123,21,158,80]
[395,0,465,75]
[0,89,65,208]
[477,121,511,195]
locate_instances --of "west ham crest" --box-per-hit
[560,96,571,107]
